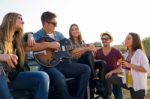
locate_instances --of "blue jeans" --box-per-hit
[0,74,12,99]
[112,84,123,99]
[0,71,49,99]
[40,60,91,99]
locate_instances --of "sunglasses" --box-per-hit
[47,21,57,27]
[18,16,24,24]
[18,16,23,21]
[101,37,110,41]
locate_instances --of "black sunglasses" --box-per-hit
[18,16,23,21]
[47,21,57,26]
[101,37,110,41]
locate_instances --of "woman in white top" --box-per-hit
[106,32,150,99]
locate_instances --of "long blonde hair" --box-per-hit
[0,12,25,66]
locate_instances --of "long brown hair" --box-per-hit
[129,32,145,52]
[0,12,25,66]
[69,24,83,44]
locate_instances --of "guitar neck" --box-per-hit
[63,42,102,51]
[66,44,88,50]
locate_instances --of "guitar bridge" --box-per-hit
[34,50,47,55]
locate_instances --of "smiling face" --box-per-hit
[101,34,112,47]
[69,24,83,44]
[70,25,80,38]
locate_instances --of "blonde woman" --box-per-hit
[0,12,49,99]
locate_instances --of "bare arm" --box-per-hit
[70,48,85,58]
[111,67,121,74]
[105,66,121,79]
[71,48,85,54]
[122,61,147,73]
[24,32,35,47]
[25,42,60,52]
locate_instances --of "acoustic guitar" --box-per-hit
[33,36,102,67]
[33,36,72,67]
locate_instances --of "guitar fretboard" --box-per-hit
[65,44,88,50]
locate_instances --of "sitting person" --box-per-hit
[95,32,123,99]
[33,11,91,99]
[0,12,49,99]
[69,24,96,58]
[106,32,150,99]
[68,23,97,77]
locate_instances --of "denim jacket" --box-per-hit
[34,29,65,41]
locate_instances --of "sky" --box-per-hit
[0,0,150,45]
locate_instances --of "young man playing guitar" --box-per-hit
[33,11,91,99]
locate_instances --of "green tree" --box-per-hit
[142,37,150,59]
[113,44,126,53]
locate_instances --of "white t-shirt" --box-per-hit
[47,33,55,40]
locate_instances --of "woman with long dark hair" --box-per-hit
[106,32,150,99]
[69,24,96,58]
[69,23,97,78]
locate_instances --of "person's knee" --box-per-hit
[82,64,91,75]
[52,74,67,89]
[55,73,65,83]
[36,71,50,85]
[48,71,66,85]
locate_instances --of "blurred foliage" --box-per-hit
[113,44,126,54]
[143,37,150,59]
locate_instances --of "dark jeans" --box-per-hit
[0,71,49,99]
[40,60,91,99]
[112,84,123,99]
[78,51,112,99]
[77,51,96,78]
[106,75,145,99]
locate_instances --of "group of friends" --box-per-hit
[0,11,149,99]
